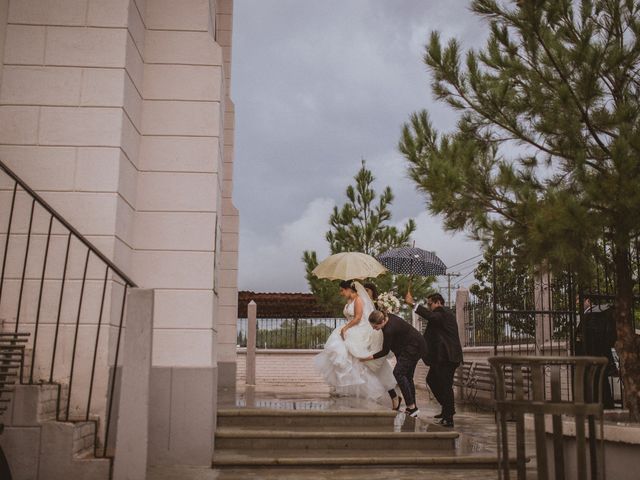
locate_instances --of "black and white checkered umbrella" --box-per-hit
[377,247,447,276]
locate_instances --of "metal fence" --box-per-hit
[463,300,493,347]
[0,159,136,458]
[237,317,345,349]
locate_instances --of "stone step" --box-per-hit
[0,384,109,479]
[215,429,458,451]
[217,408,398,429]
[213,449,502,469]
[2,421,110,479]
[73,421,98,459]
[0,383,68,426]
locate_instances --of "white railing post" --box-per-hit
[246,300,257,386]
[113,288,154,480]
[534,266,552,354]
[455,287,469,347]
[455,288,469,400]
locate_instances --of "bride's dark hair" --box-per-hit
[339,280,357,292]
[363,282,378,300]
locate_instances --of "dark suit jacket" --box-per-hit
[416,305,463,365]
[371,314,428,361]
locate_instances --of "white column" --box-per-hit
[455,287,470,348]
[246,300,257,386]
[113,288,154,480]
[534,267,552,354]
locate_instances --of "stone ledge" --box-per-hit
[218,408,396,418]
[525,413,640,445]
[236,348,322,355]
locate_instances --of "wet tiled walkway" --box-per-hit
[149,386,536,480]
[149,465,501,479]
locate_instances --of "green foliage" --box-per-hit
[400,0,640,276]
[325,163,415,255]
[256,320,333,349]
[303,162,435,315]
[400,0,640,417]
[303,251,345,317]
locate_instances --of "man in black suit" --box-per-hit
[575,295,617,408]
[406,292,462,427]
[361,310,428,417]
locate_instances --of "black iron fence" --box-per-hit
[463,299,493,347]
[485,245,640,409]
[0,159,136,458]
[237,317,345,349]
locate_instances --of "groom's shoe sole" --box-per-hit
[437,418,455,428]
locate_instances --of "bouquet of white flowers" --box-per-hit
[376,291,401,314]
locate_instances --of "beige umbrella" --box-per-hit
[312,252,387,280]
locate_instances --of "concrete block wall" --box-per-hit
[0,0,239,468]
[0,384,110,480]
[236,350,328,389]
[137,0,223,368]
[0,0,141,426]
[215,0,240,388]
[236,349,431,394]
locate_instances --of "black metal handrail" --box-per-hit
[0,158,136,459]
[0,160,136,287]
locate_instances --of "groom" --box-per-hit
[406,292,462,427]
[361,310,428,417]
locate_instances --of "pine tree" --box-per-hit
[303,162,434,316]
[399,0,640,419]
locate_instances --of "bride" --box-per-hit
[314,280,401,409]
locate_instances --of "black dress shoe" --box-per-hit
[438,418,454,428]
[405,406,420,418]
[435,409,456,419]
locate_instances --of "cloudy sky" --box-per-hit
[232,0,487,293]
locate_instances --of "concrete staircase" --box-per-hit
[0,384,110,480]
[213,408,501,468]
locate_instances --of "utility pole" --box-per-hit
[444,272,461,307]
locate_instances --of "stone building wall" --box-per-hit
[0,0,239,467]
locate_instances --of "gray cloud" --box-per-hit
[233,0,486,292]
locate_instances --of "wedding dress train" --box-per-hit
[313,282,396,401]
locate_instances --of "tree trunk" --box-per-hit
[613,244,640,421]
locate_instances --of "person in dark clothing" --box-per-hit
[406,292,462,427]
[575,296,617,408]
[362,310,429,417]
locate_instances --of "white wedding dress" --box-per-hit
[313,282,397,401]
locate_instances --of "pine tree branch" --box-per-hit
[532,28,613,157]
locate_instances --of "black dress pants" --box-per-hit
[393,352,419,407]
[426,362,458,419]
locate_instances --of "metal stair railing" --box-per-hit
[0,332,30,480]
[0,158,137,459]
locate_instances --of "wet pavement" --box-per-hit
[148,465,502,479]
[221,386,509,457]
[147,386,536,480]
